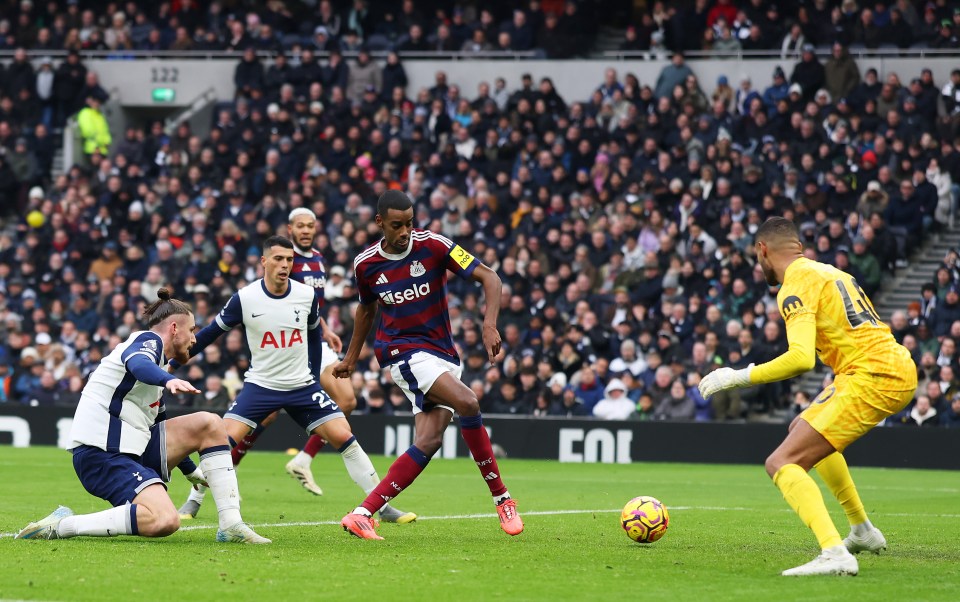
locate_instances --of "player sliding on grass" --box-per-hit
[699,217,917,576]
[179,236,411,526]
[16,289,269,544]
[177,210,415,525]
[337,190,523,540]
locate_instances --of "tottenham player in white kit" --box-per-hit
[16,289,269,544]
[179,208,411,524]
[179,236,409,523]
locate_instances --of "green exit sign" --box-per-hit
[152,88,175,103]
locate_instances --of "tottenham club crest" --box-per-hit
[410,260,426,278]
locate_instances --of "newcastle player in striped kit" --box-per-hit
[338,191,523,540]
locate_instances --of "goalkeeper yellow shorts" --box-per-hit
[801,374,915,452]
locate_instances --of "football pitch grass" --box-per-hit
[2,447,959,601]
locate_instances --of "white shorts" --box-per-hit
[319,341,338,373]
[389,351,463,414]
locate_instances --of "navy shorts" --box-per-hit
[224,381,344,433]
[72,422,169,507]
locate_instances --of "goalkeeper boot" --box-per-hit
[844,525,887,555]
[16,506,73,540]
[781,546,858,576]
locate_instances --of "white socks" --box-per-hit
[494,492,512,506]
[58,504,134,538]
[851,520,874,536]
[291,451,312,468]
[200,448,243,529]
[339,438,380,495]
[187,484,207,504]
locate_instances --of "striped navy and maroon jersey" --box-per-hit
[291,247,326,312]
[354,229,479,366]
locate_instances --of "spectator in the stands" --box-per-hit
[592,378,635,420]
[76,95,110,158]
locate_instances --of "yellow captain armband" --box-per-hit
[450,244,475,269]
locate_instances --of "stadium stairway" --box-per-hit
[591,26,627,58]
[793,226,960,399]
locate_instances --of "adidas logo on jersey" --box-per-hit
[379,282,431,305]
[376,273,389,285]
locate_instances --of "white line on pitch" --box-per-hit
[5,505,960,539]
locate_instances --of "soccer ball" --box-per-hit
[621,496,669,543]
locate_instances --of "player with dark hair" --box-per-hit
[699,217,916,576]
[17,289,269,544]
[178,210,415,524]
[337,190,524,540]
[179,236,409,528]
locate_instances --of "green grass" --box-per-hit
[1,447,959,601]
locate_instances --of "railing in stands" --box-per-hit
[0,48,957,61]
[604,47,960,60]
[163,87,218,136]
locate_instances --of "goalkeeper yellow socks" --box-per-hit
[773,463,843,550]
[815,452,868,527]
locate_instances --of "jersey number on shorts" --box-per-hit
[835,278,881,328]
[313,391,335,409]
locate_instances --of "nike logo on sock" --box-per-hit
[252,313,265,318]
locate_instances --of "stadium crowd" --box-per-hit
[0,0,957,58]
[3,1,960,429]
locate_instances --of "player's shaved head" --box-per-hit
[755,217,800,249]
[377,190,413,217]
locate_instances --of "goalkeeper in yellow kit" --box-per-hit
[699,217,916,577]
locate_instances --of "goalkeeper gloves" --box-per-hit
[698,364,754,399]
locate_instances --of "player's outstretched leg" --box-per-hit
[815,453,886,555]
[341,444,430,540]
[773,463,858,576]
[285,434,325,495]
[767,418,857,576]
[16,506,74,539]
[18,488,181,541]
[335,432,418,524]
[459,414,523,536]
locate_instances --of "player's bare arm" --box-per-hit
[471,263,503,363]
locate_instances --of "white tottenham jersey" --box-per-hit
[215,279,321,391]
[69,331,168,455]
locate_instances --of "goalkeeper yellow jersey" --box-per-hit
[752,257,914,389]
